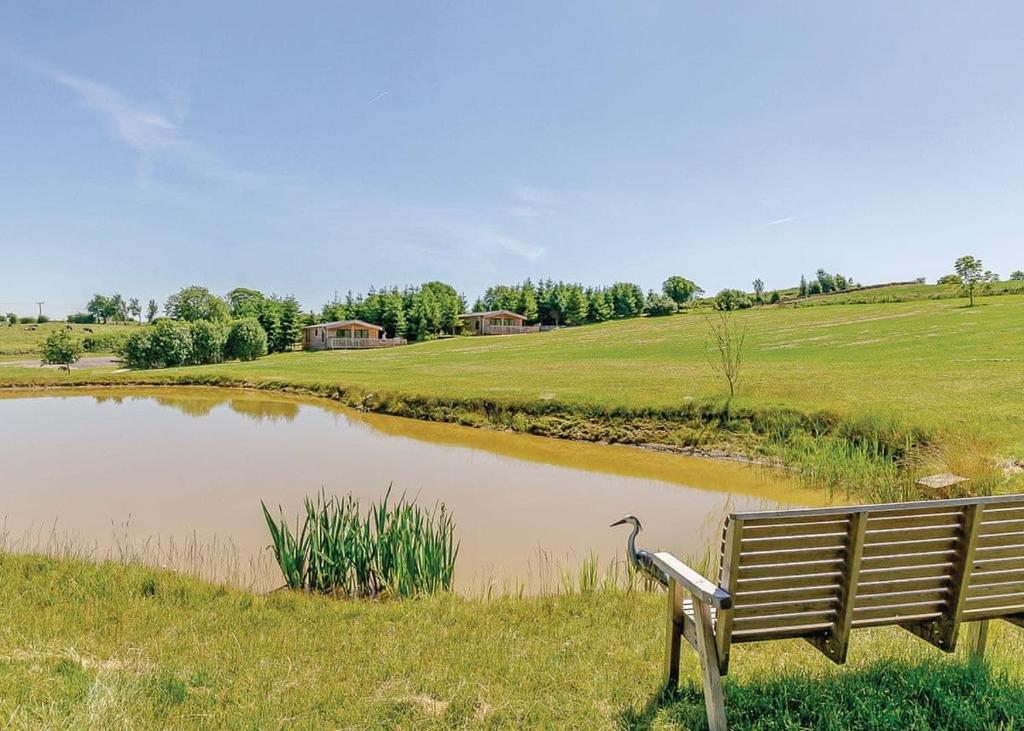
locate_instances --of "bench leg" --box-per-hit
[693,597,727,731]
[967,620,989,660]
[664,578,683,689]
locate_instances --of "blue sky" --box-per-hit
[2,2,1022,317]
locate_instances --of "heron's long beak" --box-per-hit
[609,517,629,527]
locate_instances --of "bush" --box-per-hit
[119,330,153,369]
[713,289,753,311]
[190,320,228,365]
[769,291,781,304]
[644,293,678,317]
[147,320,194,368]
[18,317,34,324]
[5,313,16,326]
[36,314,49,324]
[66,312,96,324]
[226,318,267,361]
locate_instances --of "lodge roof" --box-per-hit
[302,320,384,331]
[457,310,526,319]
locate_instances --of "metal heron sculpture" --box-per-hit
[610,514,669,586]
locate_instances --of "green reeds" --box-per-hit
[261,486,458,598]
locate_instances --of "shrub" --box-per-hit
[18,316,34,324]
[5,313,16,326]
[769,291,781,304]
[147,319,194,368]
[226,318,267,361]
[119,330,153,369]
[40,329,83,371]
[190,320,228,364]
[66,312,96,324]
[36,314,49,324]
[713,289,753,311]
[644,293,678,317]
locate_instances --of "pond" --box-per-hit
[0,388,826,592]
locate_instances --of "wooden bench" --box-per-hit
[649,494,1024,731]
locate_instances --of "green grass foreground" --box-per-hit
[1,554,1023,729]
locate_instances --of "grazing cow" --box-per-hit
[83,327,94,333]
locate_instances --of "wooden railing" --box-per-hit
[481,324,541,335]
[328,337,408,349]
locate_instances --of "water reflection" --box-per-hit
[0,388,827,592]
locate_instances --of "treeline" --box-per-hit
[320,281,464,340]
[470,277,703,325]
[798,269,857,297]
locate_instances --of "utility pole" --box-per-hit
[36,301,45,319]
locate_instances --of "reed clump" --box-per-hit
[261,487,458,598]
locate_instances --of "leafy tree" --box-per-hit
[954,256,985,306]
[190,320,228,364]
[586,288,613,323]
[256,300,281,351]
[165,286,230,322]
[752,278,765,302]
[799,275,808,298]
[226,318,268,361]
[87,294,114,323]
[6,313,17,326]
[662,276,703,306]
[713,289,753,311]
[1011,271,1024,281]
[768,291,781,304]
[146,298,159,323]
[608,282,645,319]
[815,269,835,294]
[518,280,539,322]
[644,291,677,317]
[227,288,266,318]
[128,297,142,323]
[40,329,83,373]
[807,280,822,296]
[109,293,128,322]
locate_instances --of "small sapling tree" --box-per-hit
[704,311,747,400]
[40,329,83,373]
[954,255,986,306]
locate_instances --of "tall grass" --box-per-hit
[261,486,458,598]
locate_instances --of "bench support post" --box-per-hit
[693,594,727,731]
[967,620,989,660]
[664,578,684,689]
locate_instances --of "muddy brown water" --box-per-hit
[0,388,827,592]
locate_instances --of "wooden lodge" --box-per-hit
[458,310,540,336]
[302,320,408,350]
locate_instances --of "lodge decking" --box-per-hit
[303,320,408,350]
[458,310,540,335]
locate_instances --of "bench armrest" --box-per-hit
[652,552,733,610]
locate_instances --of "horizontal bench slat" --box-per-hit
[978,519,1024,535]
[855,588,950,609]
[865,513,962,531]
[739,559,845,580]
[857,576,950,596]
[734,585,839,605]
[734,598,838,619]
[974,545,1024,561]
[741,533,848,551]
[968,568,1024,587]
[852,611,944,628]
[981,507,1024,523]
[733,609,837,631]
[963,602,1024,620]
[854,600,947,620]
[964,593,1024,611]
[864,525,962,543]
[861,538,959,559]
[735,573,842,593]
[732,622,835,642]
[740,547,847,567]
[740,520,849,540]
[976,533,1024,549]
[858,563,954,581]
[862,551,957,569]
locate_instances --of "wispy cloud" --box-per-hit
[19,56,269,189]
[762,215,797,228]
[451,224,544,261]
[505,184,561,218]
[367,90,390,104]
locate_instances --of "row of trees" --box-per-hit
[798,269,856,297]
[78,293,159,324]
[468,277,704,326]
[321,281,464,340]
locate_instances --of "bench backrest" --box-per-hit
[714,494,1024,666]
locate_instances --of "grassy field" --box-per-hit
[788,280,1024,307]
[3,294,1022,452]
[0,321,137,358]
[1,554,1022,729]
